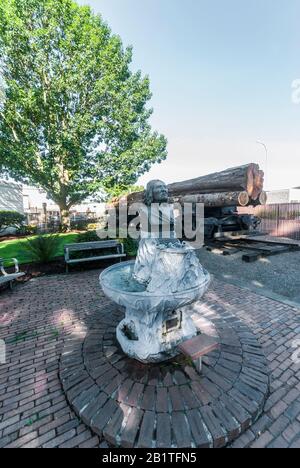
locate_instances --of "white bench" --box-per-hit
[0,258,25,290]
[64,240,126,273]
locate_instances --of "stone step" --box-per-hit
[178,334,219,373]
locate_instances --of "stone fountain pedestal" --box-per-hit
[117,304,198,363]
[100,253,211,363]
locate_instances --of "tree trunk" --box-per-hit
[59,204,71,231]
[173,191,250,208]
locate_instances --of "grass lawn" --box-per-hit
[0,233,79,265]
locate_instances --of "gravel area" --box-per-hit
[197,247,300,303]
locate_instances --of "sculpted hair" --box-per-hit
[144,180,166,206]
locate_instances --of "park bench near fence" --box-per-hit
[64,240,126,273]
[0,258,25,290]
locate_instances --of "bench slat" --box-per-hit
[65,241,121,252]
[66,254,126,264]
[64,240,126,272]
[0,272,25,283]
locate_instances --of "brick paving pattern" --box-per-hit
[0,271,300,448]
[60,299,269,447]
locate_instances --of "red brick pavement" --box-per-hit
[0,271,300,448]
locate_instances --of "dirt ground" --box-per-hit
[197,247,300,303]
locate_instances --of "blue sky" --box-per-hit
[79,0,300,190]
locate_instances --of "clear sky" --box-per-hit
[79,0,300,190]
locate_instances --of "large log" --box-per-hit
[124,190,268,209]
[173,191,250,208]
[126,191,144,205]
[259,191,268,205]
[167,163,264,200]
[126,189,250,206]
[126,163,265,206]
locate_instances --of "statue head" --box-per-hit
[145,180,169,206]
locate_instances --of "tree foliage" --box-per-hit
[0,0,167,223]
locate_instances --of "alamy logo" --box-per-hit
[96,201,205,249]
[0,339,6,365]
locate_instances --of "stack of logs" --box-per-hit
[126,163,267,209]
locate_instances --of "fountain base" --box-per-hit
[100,261,211,364]
[117,305,198,363]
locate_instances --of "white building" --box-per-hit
[23,186,106,224]
[0,181,106,231]
[0,179,24,213]
[266,189,300,204]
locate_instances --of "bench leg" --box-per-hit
[193,357,202,374]
[66,264,69,274]
[9,280,14,291]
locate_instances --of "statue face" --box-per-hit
[152,181,169,203]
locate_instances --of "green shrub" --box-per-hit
[17,224,38,236]
[120,237,138,257]
[22,235,61,263]
[70,218,100,231]
[77,230,99,243]
[70,219,89,231]
[0,210,25,233]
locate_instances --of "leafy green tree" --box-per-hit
[0,0,167,227]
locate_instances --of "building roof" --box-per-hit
[0,179,22,188]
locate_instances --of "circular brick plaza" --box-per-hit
[59,297,270,448]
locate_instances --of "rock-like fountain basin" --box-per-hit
[100,261,211,363]
[100,261,210,312]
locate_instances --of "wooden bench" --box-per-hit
[178,333,219,373]
[64,240,126,273]
[0,258,25,290]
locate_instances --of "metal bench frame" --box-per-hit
[0,258,25,290]
[64,240,126,273]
